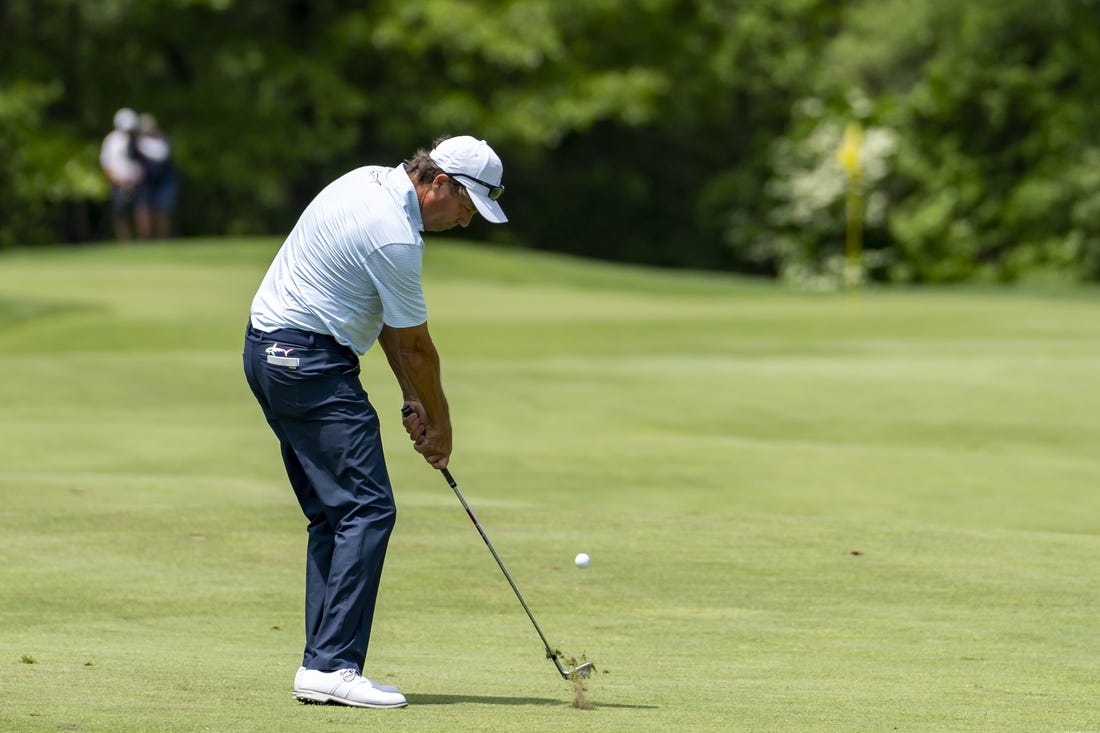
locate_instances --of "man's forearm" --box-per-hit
[379,324,451,432]
[379,325,418,402]
[401,340,450,433]
[400,330,453,468]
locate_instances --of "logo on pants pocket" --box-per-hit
[265,343,301,369]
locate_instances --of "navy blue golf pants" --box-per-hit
[243,323,396,674]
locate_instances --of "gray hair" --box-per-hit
[404,136,461,191]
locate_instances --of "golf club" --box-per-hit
[401,406,593,681]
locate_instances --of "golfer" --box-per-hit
[243,136,507,708]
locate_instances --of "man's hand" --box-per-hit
[414,429,451,470]
[401,404,450,469]
[401,401,427,442]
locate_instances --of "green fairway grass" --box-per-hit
[1,239,1099,732]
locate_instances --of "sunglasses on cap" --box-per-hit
[444,171,505,201]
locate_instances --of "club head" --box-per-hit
[550,653,595,680]
[569,661,594,679]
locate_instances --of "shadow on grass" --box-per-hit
[406,693,656,710]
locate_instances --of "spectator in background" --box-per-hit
[99,108,142,242]
[134,114,178,239]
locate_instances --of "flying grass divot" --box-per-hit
[556,651,597,710]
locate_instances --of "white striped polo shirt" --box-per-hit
[250,165,428,354]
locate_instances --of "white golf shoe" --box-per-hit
[292,668,407,708]
[294,667,401,695]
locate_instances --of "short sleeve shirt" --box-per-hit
[250,165,428,354]
[100,129,142,185]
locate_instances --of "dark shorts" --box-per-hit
[136,175,178,212]
[111,185,136,217]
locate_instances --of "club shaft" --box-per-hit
[440,468,565,672]
[400,407,571,677]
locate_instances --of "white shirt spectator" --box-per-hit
[100,109,143,187]
[137,134,170,163]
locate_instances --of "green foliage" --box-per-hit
[0,80,106,247]
[3,0,1100,281]
[0,0,839,267]
[758,0,1100,284]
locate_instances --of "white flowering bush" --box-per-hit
[760,96,898,288]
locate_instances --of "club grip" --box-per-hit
[401,405,455,486]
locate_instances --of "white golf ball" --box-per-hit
[574,552,590,569]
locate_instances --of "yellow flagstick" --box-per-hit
[838,121,864,293]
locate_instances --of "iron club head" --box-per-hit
[567,661,594,680]
[552,652,595,680]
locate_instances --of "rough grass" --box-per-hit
[1,238,1099,732]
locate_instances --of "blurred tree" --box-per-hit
[2,0,1099,283]
[0,0,839,264]
[758,0,1100,284]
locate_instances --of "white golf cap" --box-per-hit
[113,107,138,131]
[429,136,508,223]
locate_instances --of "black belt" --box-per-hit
[248,322,344,350]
